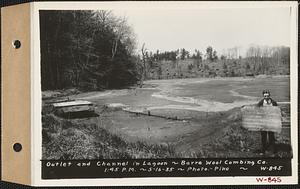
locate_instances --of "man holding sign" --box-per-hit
[257,90,278,154]
[241,90,281,155]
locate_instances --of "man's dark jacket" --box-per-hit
[257,98,278,107]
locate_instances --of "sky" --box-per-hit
[113,7,291,56]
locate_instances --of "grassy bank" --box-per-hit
[42,113,178,160]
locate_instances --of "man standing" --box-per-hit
[257,90,278,154]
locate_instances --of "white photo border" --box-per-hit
[31,1,298,186]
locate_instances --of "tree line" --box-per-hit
[40,10,138,91]
[142,45,290,79]
[140,45,289,63]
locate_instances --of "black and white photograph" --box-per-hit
[38,2,297,182]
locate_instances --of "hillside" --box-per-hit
[147,58,290,80]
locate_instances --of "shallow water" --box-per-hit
[147,77,290,112]
[74,76,290,113]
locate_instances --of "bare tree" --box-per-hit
[141,43,148,83]
[94,11,137,60]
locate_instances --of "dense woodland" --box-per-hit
[40,10,139,91]
[40,10,290,91]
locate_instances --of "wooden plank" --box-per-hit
[53,100,95,117]
[52,100,93,107]
[241,105,282,133]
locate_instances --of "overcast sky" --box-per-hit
[113,7,291,55]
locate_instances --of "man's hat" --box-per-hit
[262,90,270,95]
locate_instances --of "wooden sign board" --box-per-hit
[241,105,282,133]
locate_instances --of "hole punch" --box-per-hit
[12,40,21,49]
[13,143,22,152]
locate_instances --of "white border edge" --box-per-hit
[31,1,299,186]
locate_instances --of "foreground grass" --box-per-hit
[42,114,177,160]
